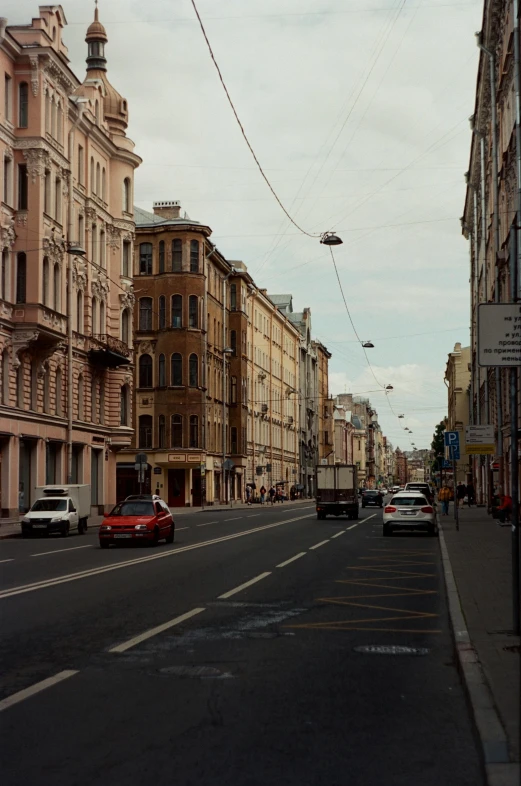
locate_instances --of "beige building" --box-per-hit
[0,6,140,517]
[315,341,333,465]
[444,343,471,485]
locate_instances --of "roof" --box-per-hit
[269,294,293,310]
[134,205,203,229]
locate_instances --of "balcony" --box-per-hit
[88,334,132,368]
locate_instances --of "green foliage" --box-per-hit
[431,420,446,470]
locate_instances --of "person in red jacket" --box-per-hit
[498,494,513,523]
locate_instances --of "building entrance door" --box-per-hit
[19,439,32,513]
[192,468,202,507]
[168,468,185,507]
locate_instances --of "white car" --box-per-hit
[383,491,437,537]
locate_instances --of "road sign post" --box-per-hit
[135,453,147,495]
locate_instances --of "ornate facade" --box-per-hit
[0,6,140,516]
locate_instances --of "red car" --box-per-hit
[99,495,175,548]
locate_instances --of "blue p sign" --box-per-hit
[444,431,460,448]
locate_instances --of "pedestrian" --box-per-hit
[260,485,266,505]
[246,485,252,506]
[456,482,467,508]
[498,493,513,523]
[438,484,451,516]
[269,486,276,505]
[466,481,475,507]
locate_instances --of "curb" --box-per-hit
[0,530,21,540]
[438,522,519,786]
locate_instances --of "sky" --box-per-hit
[9,0,484,451]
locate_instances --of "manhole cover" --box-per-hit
[159,665,233,678]
[503,645,521,654]
[353,645,429,656]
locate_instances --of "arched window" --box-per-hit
[1,349,9,405]
[92,224,97,264]
[92,297,98,335]
[138,414,152,449]
[101,167,106,201]
[230,329,237,356]
[95,99,100,124]
[190,240,199,272]
[171,294,182,328]
[57,101,63,144]
[139,297,153,331]
[158,353,166,387]
[77,374,84,420]
[16,252,26,304]
[123,178,131,212]
[139,354,152,388]
[189,295,198,328]
[76,291,84,333]
[120,384,129,425]
[231,375,237,404]
[189,415,199,448]
[159,240,165,273]
[100,228,106,268]
[158,414,166,448]
[171,414,183,447]
[55,366,62,416]
[172,239,182,271]
[19,82,28,128]
[121,308,130,344]
[171,353,182,386]
[99,300,105,334]
[158,295,166,329]
[139,242,152,275]
[42,257,50,306]
[96,162,101,196]
[90,157,95,193]
[53,263,60,311]
[189,354,198,387]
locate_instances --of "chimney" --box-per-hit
[152,200,181,220]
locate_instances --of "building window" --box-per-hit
[78,214,84,248]
[158,295,166,329]
[1,349,9,405]
[230,330,237,356]
[189,354,198,387]
[231,375,237,403]
[121,308,130,344]
[55,366,62,416]
[18,81,28,127]
[77,374,84,420]
[190,240,199,272]
[123,178,131,212]
[78,144,84,184]
[16,252,26,304]
[171,353,182,386]
[3,155,12,205]
[90,157,95,193]
[99,381,105,424]
[139,354,152,388]
[53,263,60,311]
[92,298,98,335]
[42,257,49,306]
[54,176,61,222]
[95,99,100,124]
[172,239,182,271]
[18,164,28,210]
[91,378,98,423]
[96,162,101,196]
[76,291,84,333]
[139,243,152,275]
[158,414,166,448]
[230,283,237,311]
[231,426,238,454]
[120,384,129,425]
[159,240,165,273]
[138,415,153,449]
[139,297,153,331]
[189,295,198,328]
[100,299,105,334]
[4,74,12,121]
[44,169,51,214]
[172,294,182,328]
[102,167,106,201]
[91,224,97,265]
[189,415,199,448]
[171,414,183,447]
[100,229,106,268]
[158,353,166,387]
[122,240,131,276]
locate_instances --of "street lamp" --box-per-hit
[385,384,393,390]
[320,232,343,246]
[362,341,374,348]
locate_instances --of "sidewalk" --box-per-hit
[440,505,519,784]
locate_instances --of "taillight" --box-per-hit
[421,506,434,513]
[384,506,397,513]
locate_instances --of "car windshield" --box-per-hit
[364,491,378,496]
[391,496,427,507]
[30,499,67,512]
[109,501,155,517]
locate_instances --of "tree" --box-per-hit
[431,420,446,471]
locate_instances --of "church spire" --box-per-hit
[85,1,108,72]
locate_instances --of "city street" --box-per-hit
[0,503,484,786]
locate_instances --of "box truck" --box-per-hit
[315,465,359,520]
[22,485,91,537]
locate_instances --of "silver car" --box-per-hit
[383,492,437,537]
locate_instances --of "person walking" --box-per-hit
[456,482,467,508]
[466,481,475,507]
[246,485,252,506]
[260,485,266,505]
[498,493,513,523]
[269,486,276,505]
[438,484,451,516]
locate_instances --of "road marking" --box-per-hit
[0,558,14,563]
[109,607,205,654]
[309,540,329,550]
[197,521,218,527]
[31,545,94,558]
[331,531,345,539]
[363,514,377,523]
[0,513,313,600]
[0,670,79,713]
[347,523,359,530]
[223,517,242,521]
[276,552,306,568]
[218,572,271,599]
[247,514,260,517]
[176,527,189,531]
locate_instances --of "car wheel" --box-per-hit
[383,525,391,536]
[151,526,160,546]
[165,522,175,543]
[99,540,109,549]
[61,523,70,537]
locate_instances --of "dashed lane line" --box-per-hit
[0,670,79,713]
[218,572,272,599]
[347,523,359,530]
[309,540,330,550]
[276,552,306,568]
[0,559,14,564]
[109,607,205,654]
[196,521,218,527]
[331,531,346,539]
[176,527,189,531]
[31,545,94,558]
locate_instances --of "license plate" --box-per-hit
[114,533,132,539]
[400,511,416,516]
[33,524,48,529]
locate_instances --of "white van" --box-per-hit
[22,485,90,537]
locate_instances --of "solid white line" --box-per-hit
[0,558,14,563]
[31,545,94,558]
[109,607,205,654]
[218,572,271,599]
[0,513,314,600]
[197,521,218,527]
[276,552,306,568]
[347,523,359,530]
[331,531,345,539]
[309,540,329,550]
[0,670,79,713]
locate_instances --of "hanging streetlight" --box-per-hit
[398,414,404,418]
[385,384,393,390]
[362,341,374,348]
[320,232,343,246]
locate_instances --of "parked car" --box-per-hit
[383,491,437,536]
[404,482,434,504]
[99,494,174,548]
[361,490,383,508]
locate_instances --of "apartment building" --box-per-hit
[445,342,471,486]
[0,6,140,516]
[314,340,333,464]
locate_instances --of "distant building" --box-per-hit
[444,342,471,487]
[394,448,408,486]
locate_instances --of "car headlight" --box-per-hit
[100,525,112,531]
[51,516,64,523]
[135,524,149,531]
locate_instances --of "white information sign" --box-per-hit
[465,425,494,444]
[478,303,521,366]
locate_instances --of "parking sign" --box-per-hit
[444,431,460,460]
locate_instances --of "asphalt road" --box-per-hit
[0,501,485,785]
